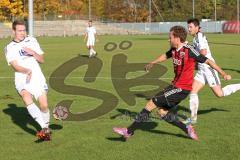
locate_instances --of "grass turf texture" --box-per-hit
[0,34,240,160]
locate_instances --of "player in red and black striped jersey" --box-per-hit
[113,26,231,141]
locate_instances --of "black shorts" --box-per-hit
[152,85,190,110]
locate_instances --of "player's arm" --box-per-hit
[10,60,32,82]
[145,49,172,72]
[84,32,88,42]
[189,47,231,80]
[23,47,44,63]
[205,59,231,80]
[199,49,207,56]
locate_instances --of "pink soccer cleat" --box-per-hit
[187,124,198,140]
[113,127,132,139]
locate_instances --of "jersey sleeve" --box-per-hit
[197,32,207,50]
[165,48,172,58]
[188,45,207,63]
[30,37,44,55]
[4,45,17,65]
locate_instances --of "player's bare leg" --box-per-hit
[20,89,34,106]
[211,84,240,97]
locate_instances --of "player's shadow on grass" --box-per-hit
[107,108,189,141]
[133,94,230,119]
[79,54,90,58]
[222,68,240,74]
[135,93,152,100]
[2,104,63,137]
[177,105,230,117]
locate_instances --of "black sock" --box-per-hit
[127,108,151,134]
[162,112,188,133]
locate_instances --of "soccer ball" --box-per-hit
[52,105,69,120]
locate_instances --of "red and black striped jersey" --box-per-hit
[166,44,207,91]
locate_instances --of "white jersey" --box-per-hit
[86,26,96,40]
[193,32,215,69]
[193,32,221,87]
[4,36,47,99]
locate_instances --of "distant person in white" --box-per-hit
[4,20,51,141]
[84,20,97,57]
[186,18,240,124]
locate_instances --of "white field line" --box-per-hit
[0,76,240,81]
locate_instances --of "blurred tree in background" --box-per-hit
[0,0,239,22]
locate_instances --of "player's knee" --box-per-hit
[20,90,33,105]
[145,100,157,111]
[158,108,168,118]
[39,102,48,111]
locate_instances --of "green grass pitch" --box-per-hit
[0,34,240,160]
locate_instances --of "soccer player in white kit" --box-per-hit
[4,20,51,141]
[84,20,97,57]
[186,18,240,124]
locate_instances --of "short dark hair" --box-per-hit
[170,26,187,43]
[12,20,25,30]
[89,20,92,22]
[187,18,200,27]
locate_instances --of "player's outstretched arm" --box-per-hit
[205,59,231,80]
[145,54,168,72]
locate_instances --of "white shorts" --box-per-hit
[15,72,48,100]
[87,38,95,47]
[194,66,221,87]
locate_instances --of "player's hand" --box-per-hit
[23,47,35,56]
[223,74,231,81]
[26,70,32,83]
[145,63,154,72]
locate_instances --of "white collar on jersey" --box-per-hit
[176,44,184,52]
[12,37,26,43]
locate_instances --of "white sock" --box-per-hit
[223,84,240,97]
[189,93,199,121]
[27,103,47,129]
[89,50,92,56]
[90,48,96,54]
[41,109,50,128]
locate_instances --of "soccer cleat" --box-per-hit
[113,127,132,139]
[183,118,197,125]
[186,124,198,140]
[36,128,51,141]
